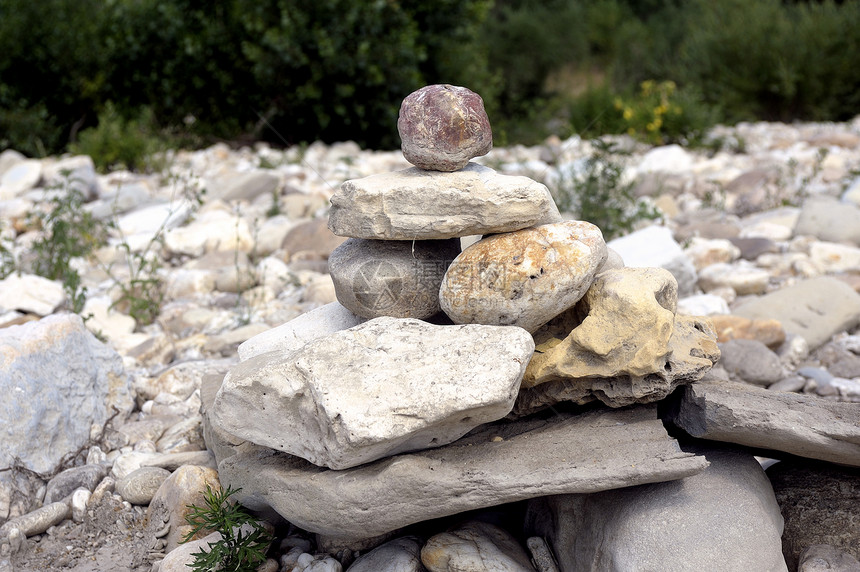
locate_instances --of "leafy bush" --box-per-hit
[69,104,168,173]
[3,0,860,154]
[481,0,588,117]
[21,182,109,313]
[612,0,860,123]
[0,0,108,156]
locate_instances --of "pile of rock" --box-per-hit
[203,85,774,570]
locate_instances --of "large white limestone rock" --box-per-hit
[212,317,535,470]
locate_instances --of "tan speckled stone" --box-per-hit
[439,221,606,332]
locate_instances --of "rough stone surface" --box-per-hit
[515,313,719,413]
[517,268,719,410]
[527,447,787,572]
[398,84,492,172]
[329,238,460,319]
[237,302,365,361]
[665,379,860,467]
[328,163,558,240]
[718,338,785,386]
[608,225,698,296]
[0,314,133,476]
[768,461,860,571]
[421,521,534,572]
[213,317,534,470]
[440,221,607,332]
[798,545,860,572]
[348,536,424,572]
[733,276,860,350]
[218,405,708,540]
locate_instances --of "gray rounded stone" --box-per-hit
[397,84,492,172]
[718,338,785,386]
[44,464,108,504]
[348,537,424,572]
[328,238,461,319]
[115,466,171,505]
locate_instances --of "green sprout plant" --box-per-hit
[23,176,109,313]
[549,139,661,240]
[182,484,271,572]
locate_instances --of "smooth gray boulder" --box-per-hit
[213,317,535,470]
[527,447,787,572]
[44,465,108,504]
[664,379,860,467]
[348,536,424,572]
[718,338,785,386]
[328,163,559,240]
[329,238,460,319]
[218,405,708,540]
[733,276,860,350]
[794,195,860,245]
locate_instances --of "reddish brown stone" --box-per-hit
[397,84,492,172]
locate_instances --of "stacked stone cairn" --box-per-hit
[208,85,797,571]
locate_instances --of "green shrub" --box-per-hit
[660,0,860,123]
[26,183,110,313]
[69,104,168,173]
[0,0,108,155]
[550,139,661,241]
[480,0,588,118]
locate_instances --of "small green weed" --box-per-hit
[109,242,164,326]
[25,177,109,313]
[182,484,271,572]
[549,139,661,240]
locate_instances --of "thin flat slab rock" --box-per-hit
[327,163,559,240]
[219,404,708,540]
[664,379,860,467]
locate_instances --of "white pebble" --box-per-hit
[71,489,90,523]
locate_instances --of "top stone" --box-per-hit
[398,84,492,172]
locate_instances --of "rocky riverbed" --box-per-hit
[1,115,859,571]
